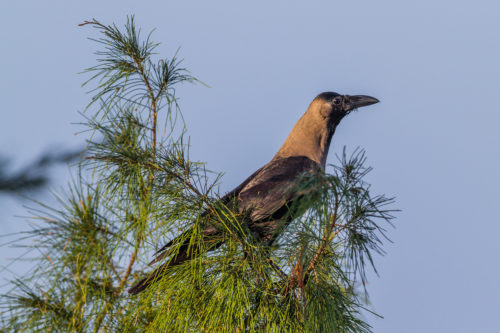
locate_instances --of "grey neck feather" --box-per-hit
[273,100,337,168]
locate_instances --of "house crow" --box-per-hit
[128,92,379,294]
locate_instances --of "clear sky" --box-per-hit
[1,1,500,332]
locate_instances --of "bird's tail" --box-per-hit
[128,224,224,294]
[127,263,167,295]
[128,241,192,295]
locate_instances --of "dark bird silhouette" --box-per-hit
[128,92,379,294]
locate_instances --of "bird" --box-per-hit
[128,92,379,294]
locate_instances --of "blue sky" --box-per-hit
[1,1,500,332]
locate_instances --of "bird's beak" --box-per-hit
[346,95,379,111]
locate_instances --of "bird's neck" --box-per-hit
[273,104,336,168]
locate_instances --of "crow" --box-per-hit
[128,92,379,294]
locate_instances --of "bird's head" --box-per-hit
[275,91,379,166]
[314,92,379,124]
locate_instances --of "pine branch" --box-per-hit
[1,17,396,333]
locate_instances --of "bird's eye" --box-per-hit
[333,98,342,105]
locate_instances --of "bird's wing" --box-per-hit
[218,165,266,204]
[238,156,320,221]
[149,156,318,263]
[149,164,266,264]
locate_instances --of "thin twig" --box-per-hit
[85,155,218,213]
[306,193,340,275]
[116,236,140,295]
[93,234,141,332]
[132,57,158,156]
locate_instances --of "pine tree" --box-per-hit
[0,17,395,332]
